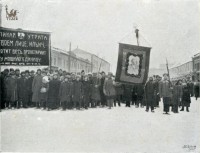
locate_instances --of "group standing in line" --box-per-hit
[0,68,199,114]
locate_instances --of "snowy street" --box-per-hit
[1,98,200,153]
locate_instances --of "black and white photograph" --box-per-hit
[0,0,200,152]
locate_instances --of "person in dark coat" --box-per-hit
[2,69,10,109]
[194,81,200,100]
[172,80,183,113]
[72,75,83,109]
[6,71,18,108]
[135,84,144,108]
[123,84,133,107]
[82,75,92,109]
[47,74,61,110]
[91,73,101,108]
[17,71,29,108]
[180,79,191,112]
[103,72,116,109]
[114,82,123,107]
[132,85,137,106]
[59,76,72,110]
[144,77,155,112]
[27,70,35,107]
[99,71,107,107]
[159,73,173,114]
[32,69,43,108]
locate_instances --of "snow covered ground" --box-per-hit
[1,98,200,153]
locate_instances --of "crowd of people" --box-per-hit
[0,68,199,114]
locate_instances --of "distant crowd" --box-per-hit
[0,68,199,114]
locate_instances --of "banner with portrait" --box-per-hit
[115,43,151,84]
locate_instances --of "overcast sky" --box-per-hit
[1,0,200,73]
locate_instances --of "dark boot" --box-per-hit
[180,106,184,111]
[186,107,189,112]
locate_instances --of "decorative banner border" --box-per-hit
[115,43,151,84]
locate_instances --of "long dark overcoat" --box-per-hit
[17,77,29,102]
[59,81,72,102]
[6,77,18,102]
[82,80,92,103]
[144,81,154,104]
[72,80,83,102]
[194,82,199,98]
[182,84,191,107]
[172,85,182,106]
[32,75,43,102]
[91,77,101,101]
[47,79,61,109]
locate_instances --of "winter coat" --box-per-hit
[91,77,101,101]
[32,75,43,102]
[135,84,144,101]
[103,78,116,99]
[144,81,154,103]
[194,82,200,98]
[187,81,194,96]
[82,80,92,102]
[172,85,182,106]
[115,83,124,96]
[59,81,72,102]
[182,84,191,107]
[39,82,49,101]
[159,80,172,98]
[47,79,61,109]
[123,84,133,102]
[17,77,29,102]
[27,76,34,95]
[6,77,18,102]
[72,80,83,102]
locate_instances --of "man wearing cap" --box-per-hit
[159,73,173,114]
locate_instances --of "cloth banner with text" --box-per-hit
[0,27,50,66]
[115,43,151,84]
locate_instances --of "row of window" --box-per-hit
[52,56,91,73]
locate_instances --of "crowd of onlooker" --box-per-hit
[0,68,199,114]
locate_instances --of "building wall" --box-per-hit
[169,61,193,79]
[72,48,110,73]
[193,53,200,81]
[51,47,91,73]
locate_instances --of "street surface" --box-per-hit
[1,98,200,153]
